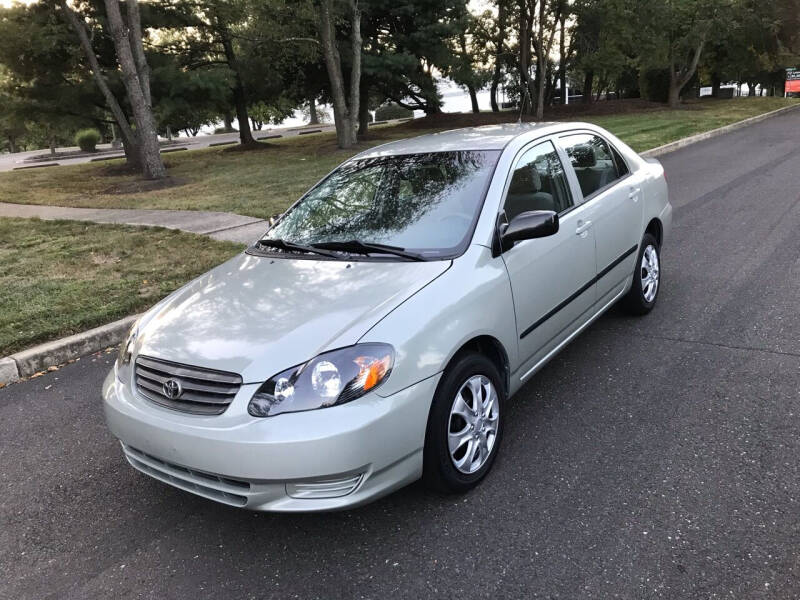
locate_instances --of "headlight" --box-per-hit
[248,343,394,417]
[115,322,138,383]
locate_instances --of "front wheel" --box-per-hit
[621,232,661,315]
[423,352,504,493]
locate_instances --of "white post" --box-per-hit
[565,80,569,105]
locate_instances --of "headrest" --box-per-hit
[570,144,597,168]
[508,166,542,194]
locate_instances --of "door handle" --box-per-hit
[629,187,641,201]
[575,220,592,236]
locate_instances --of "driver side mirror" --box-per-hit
[499,210,559,251]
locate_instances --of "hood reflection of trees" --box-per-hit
[269,151,498,250]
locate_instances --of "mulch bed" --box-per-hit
[100,176,188,195]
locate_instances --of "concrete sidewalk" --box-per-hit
[0,202,268,244]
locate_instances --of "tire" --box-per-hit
[422,352,504,493]
[621,232,661,315]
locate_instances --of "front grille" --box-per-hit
[134,355,242,416]
[123,445,250,507]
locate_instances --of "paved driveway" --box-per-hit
[1,111,799,599]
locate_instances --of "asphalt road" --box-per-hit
[2,110,800,599]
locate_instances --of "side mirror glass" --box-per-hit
[499,210,559,251]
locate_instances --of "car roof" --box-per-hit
[354,121,590,158]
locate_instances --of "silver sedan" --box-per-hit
[103,122,671,511]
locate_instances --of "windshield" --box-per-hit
[262,150,500,259]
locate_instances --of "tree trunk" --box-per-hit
[711,73,721,97]
[668,40,704,108]
[125,0,150,106]
[518,1,535,114]
[223,112,234,132]
[530,0,560,119]
[60,0,142,172]
[668,73,681,107]
[559,9,567,104]
[118,124,143,172]
[583,70,594,103]
[468,85,480,113]
[490,0,508,112]
[7,136,17,153]
[358,85,370,136]
[490,77,501,112]
[308,97,319,124]
[317,0,361,149]
[219,31,254,146]
[535,59,546,119]
[103,0,165,179]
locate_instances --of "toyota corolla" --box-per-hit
[103,122,671,512]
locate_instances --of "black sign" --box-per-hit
[787,68,800,81]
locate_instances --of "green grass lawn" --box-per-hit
[584,97,797,152]
[0,218,243,356]
[1,97,796,220]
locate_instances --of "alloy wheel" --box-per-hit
[447,375,500,474]
[640,244,660,303]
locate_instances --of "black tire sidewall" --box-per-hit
[423,352,504,493]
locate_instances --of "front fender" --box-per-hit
[359,244,518,398]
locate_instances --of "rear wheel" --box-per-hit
[621,232,660,315]
[423,352,504,493]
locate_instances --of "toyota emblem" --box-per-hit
[162,378,182,400]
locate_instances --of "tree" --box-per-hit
[58,0,166,178]
[572,0,633,103]
[102,0,165,177]
[531,0,562,118]
[447,10,493,113]
[489,0,511,112]
[635,0,722,107]
[316,0,361,149]
[516,0,562,118]
[362,0,469,115]
[0,2,105,152]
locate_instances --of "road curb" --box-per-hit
[641,103,800,158]
[0,314,139,385]
[0,357,19,385]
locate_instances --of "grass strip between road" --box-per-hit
[0,98,796,220]
[0,218,243,356]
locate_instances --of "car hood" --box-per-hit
[135,253,450,382]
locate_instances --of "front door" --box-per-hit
[499,139,597,377]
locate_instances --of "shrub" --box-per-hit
[75,128,102,152]
[375,103,413,121]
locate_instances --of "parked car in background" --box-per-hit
[103,122,671,512]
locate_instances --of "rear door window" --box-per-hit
[561,133,626,198]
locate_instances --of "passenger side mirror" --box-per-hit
[499,210,559,251]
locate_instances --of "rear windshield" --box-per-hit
[264,150,500,258]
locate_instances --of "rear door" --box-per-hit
[498,139,598,376]
[558,132,643,304]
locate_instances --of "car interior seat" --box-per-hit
[572,143,617,196]
[505,165,556,220]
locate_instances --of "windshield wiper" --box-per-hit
[311,240,426,261]
[255,238,339,258]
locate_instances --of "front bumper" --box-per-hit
[102,369,440,512]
